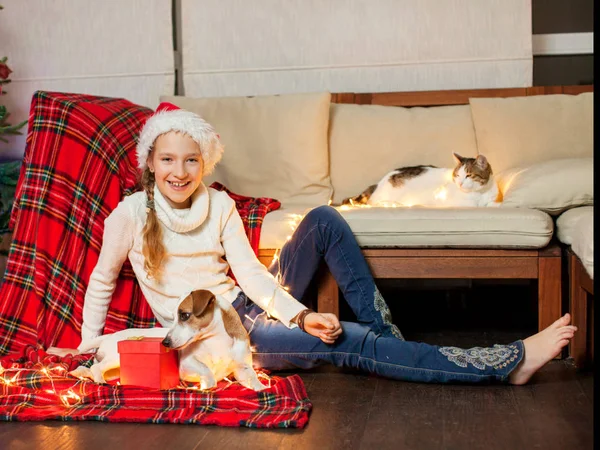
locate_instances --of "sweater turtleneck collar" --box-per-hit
[152,182,209,233]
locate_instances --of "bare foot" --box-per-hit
[509,313,577,385]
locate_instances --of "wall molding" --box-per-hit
[533,32,594,56]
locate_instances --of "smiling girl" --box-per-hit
[51,103,576,386]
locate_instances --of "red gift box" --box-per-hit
[117,337,180,389]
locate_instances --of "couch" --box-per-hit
[557,206,594,366]
[1,86,591,346]
[162,85,594,338]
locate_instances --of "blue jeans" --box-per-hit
[234,206,524,383]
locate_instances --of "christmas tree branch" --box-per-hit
[0,106,27,143]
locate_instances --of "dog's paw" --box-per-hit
[238,376,267,391]
[89,365,107,384]
[69,366,93,380]
[249,381,267,391]
[200,378,217,391]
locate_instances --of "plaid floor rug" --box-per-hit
[0,92,306,428]
[0,346,311,428]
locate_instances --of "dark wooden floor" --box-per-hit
[0,360,593,450]
[0,281,594,449]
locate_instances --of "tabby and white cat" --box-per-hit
[342,153,501,208]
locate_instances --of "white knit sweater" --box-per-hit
[78,183,306,347]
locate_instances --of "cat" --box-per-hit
[341,153,501,208]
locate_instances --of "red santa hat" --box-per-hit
[136,102,223,175]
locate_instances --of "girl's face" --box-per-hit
[147,131,204,209]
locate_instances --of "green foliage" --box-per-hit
[0,105,27,143]
[1,5,27,144]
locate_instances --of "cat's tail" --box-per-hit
[340,184,377,206]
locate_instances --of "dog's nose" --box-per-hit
[162,336,172,348]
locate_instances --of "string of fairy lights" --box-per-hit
[3,201,434,406]
[0,357,274,408]
[0,363,84,407]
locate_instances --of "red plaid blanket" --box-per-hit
[0,346,311,428]
[0,92,307,428]
[210,182,280,253]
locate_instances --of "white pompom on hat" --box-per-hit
[136,102,224,175]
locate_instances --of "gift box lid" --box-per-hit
[117,337,173,354]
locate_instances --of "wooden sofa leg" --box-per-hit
[317,268,339,317]
[569,253,588,367]
[538,256,562,332]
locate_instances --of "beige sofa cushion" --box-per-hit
[260,205,315,249]
[161,92,332,207]
[556,206,594,245]
[329,103,479,204]
[497,158,593,215]
[570,208,594,279]
[470,93,593,173]
[259,206,553,249]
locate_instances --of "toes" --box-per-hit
[553,314,571,328]
[556,327,577,339]
[559,330,575,338]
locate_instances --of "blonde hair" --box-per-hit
[140,164,166,281]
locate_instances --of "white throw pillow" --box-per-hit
[470,93,593,174]
[497,158,593,215]
[161,92,332,206]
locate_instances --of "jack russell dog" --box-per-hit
[69,289,265,391]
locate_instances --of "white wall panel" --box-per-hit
[0,0,174,158]
[181,0,532,98]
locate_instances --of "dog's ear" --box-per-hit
[191,290,215,317]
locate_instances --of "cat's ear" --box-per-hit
[452,152,465,165]
[475,154,489,168]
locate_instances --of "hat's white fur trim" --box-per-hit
[136,109,223,175]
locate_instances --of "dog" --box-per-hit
[70,289,265,391]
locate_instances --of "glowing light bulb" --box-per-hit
[434,186,448,201]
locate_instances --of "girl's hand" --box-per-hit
[303,312,342,344]
[47,347,80,357]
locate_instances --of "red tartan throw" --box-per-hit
[0,346,311,428]
[0,91,153,356]
[210,182,280,253]
[0,91,280,356]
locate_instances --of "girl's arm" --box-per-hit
[78,202,134,349]
[220,196,306,328]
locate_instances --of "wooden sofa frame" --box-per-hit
[257,84,593,333]
[567,247,594,367]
